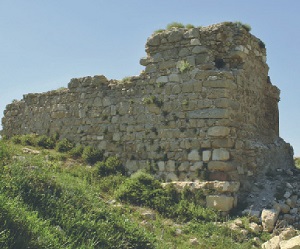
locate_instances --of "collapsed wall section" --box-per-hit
[2,22,294,191]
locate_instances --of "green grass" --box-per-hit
[0,136,271,248]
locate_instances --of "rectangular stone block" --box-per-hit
[203,80,237,89]
[208,161,235,171]
[187,108,229,119]
[208,126,230,137]
[206,195,235,212]
[212,148,230,161]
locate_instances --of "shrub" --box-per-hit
[82,146,104,165]
[96,156,126,177]
[185,24,195,29]
[154,29,165,34]
[166,22,185,30]
[235,21,251,32]
[11,135,22,144]
[69,145,84,159]
[178,60,193,73]
[0,140,12,165]
[20,134,37,146]
[36,135,56,149]
[55,138,74,153]
[115,171,162,206]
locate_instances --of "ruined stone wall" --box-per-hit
[2,22,293,190]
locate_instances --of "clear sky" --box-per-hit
[1,0,299,156]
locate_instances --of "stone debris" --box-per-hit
[22,147,40,155]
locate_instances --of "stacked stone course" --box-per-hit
[2,22,294,209]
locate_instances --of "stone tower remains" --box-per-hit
[2,22,294,209]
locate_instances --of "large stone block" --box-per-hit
[208,161,234,171]
[188,149,201,161]
[206,195,235,212]
[187,109,229,119]
[279,235,300,249]
[212,149,230,161]
[261,209,280,232]
[207,126,230,137]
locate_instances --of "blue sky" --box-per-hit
[1,0,299,156]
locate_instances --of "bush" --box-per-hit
[11,135,22,144]
[82,146,104,165]
[36,135,56,149]
[20,134,37,146]
[0,140,11,165]
[96,156,126,177]
[178,60,192,73]
[55,138,74,153]
[185,24,195,29]
[235,21,251,32]
[166,22,185,29]
[69,145,84,159]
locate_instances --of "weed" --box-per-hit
[82,146,104,165]
[96,156,126,177]
[178,60,193,73]
[55,138,74,153]
[166,22,185,30]
[36,135,56,149]
[69,145,84,159]
[185,24,195,29]
[234,21,252,32]
[154,29,165,34]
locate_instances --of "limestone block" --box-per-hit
[261,209,280,232]
[182,83,194,93]
[203,80,237,89]
[178,162,189,171]
[187,109,229,119]
[179,48,190,57]
[169,73,180,82]
[157,161,165,171]
[125,160,138,172]
[190,161,203,171]
[172,85,181,94]
[207,126,230,137]
[190,38,201,45]
[188,149,201,161]
[147,34,160,46]
[206,195,234,212]
[195,54,209,64]
[159,60,175,70]
[168,30,183,42]
[262,236,280,249]
[192,46,208,54]
[156,76,168,83]
[166,160,175,172]
[139,57,149,66]
[202,150,211,162]
[249,222,261,233]
[209,181,240,193]
[212,149,230,161]
[112,133,121,141]
[208,161,234,171]
[279,235,300,249]
[166,172,179,181]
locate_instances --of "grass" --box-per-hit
[0,136,273,248]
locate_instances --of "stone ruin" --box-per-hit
[2,22,294,212]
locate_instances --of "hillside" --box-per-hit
[0,135,299,248]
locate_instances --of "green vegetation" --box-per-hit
[166,22,185,29]
[0,135,271,248]
[178,60,193,73]
[234,21,252,32]
[185,23,195,29]
[295,157,300,169]
[142,95,163,107]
